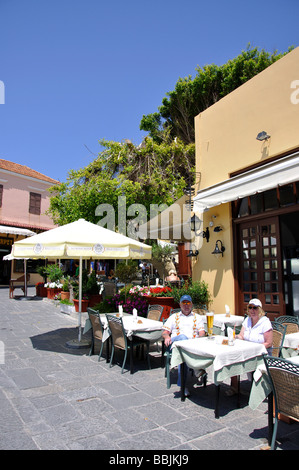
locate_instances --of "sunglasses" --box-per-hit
[182,301,191,305]
[248,305,258,310]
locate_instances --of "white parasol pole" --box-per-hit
[78,256,82,342]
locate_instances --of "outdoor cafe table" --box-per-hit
[203,314,244,335]
[84,313,163,363]
[281,332,299,358]
[171,336,267,418]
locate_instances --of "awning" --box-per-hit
[0,225,36,237]
[0,225,35,237]
[194,151,299,212]
[138,195,194,241]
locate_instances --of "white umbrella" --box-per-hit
[12,219,152,346]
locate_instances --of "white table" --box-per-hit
[203,314,244,335]
[100,314,163,343]
[171,336,267,418]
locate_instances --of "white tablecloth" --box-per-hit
[172,337,266,372]
[100,314,163,341]
[283,332,299,349]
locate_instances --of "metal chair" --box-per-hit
[106,314,151,374]
[276,315,299,334]
[271,321,287,357]
[263,355,299,449]
[147,304,164,322]
[87,307,105,361]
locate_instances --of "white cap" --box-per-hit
[248,298,262,307]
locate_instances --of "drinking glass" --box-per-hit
[206,311,214,338]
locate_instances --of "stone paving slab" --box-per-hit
[0,286,299,452]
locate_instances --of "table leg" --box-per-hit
[215,384,220,419]
[237,375,240,408]
[180,362,186,402]
[105,338,109,363]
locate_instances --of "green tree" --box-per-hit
[140,45,293,144]
[47,135,195,227]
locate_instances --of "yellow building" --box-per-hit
[193,47,299,320]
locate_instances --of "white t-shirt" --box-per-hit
[163,311,205,340]
[242,315,272,344]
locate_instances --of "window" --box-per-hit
[0,184,3,208]
[29,192,41,215]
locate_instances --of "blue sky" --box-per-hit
[0,0,298,182]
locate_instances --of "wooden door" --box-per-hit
[237,216,285,320]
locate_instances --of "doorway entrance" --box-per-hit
[236,211,299,320]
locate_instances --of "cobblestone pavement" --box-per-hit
[1,286,299,452]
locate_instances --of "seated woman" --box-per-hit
[229,298,273,395]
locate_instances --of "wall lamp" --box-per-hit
[189,214,210,242]
[211,240,225,257]
[256,131,270,141]
[187,249,199,258]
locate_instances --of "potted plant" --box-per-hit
[60,277,70,301]
[60,298,75,314]
[36,265,48,297]
[72,269,89,312]
[45,264,63,299]
[171,278,212,311]
[86,270,102,307]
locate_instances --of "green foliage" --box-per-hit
[171,278,212,308]
[45,264,63,283]
[115,261,139,284]
[62,278,70,292]
[47,136,194,226]
[141,45,293,144]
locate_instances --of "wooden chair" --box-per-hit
[106,314,151,374]
[276,315,299,334]
[9,274,30,298]
[87,308,106,362]
[263,355,299,450]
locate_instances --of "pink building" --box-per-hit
[0,159,59,285]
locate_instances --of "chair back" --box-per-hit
[263,355,299,422]
[106,314,126,350]
[271,321,286,357]
[104,282,116,298]
[87,307,103,341]
[276,315,299,334]
[147,304,164,321]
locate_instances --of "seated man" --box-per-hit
[162,294,205,396]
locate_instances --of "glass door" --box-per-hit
[238,216,284,320]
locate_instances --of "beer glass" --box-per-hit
[206,311,214,338]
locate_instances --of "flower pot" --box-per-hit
[60,291,70,301]
[60,304,75,314]
[88,294,102,307]
[46,288,62,300]
[143,296,179,321]
[73,299,89,312]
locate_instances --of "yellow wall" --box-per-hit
[193,47,299,314]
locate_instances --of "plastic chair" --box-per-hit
[87,307,105,361]
[271,321,286,357]
[106,314,151,374]
[276,315,299,334]
[263,355,299,449]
